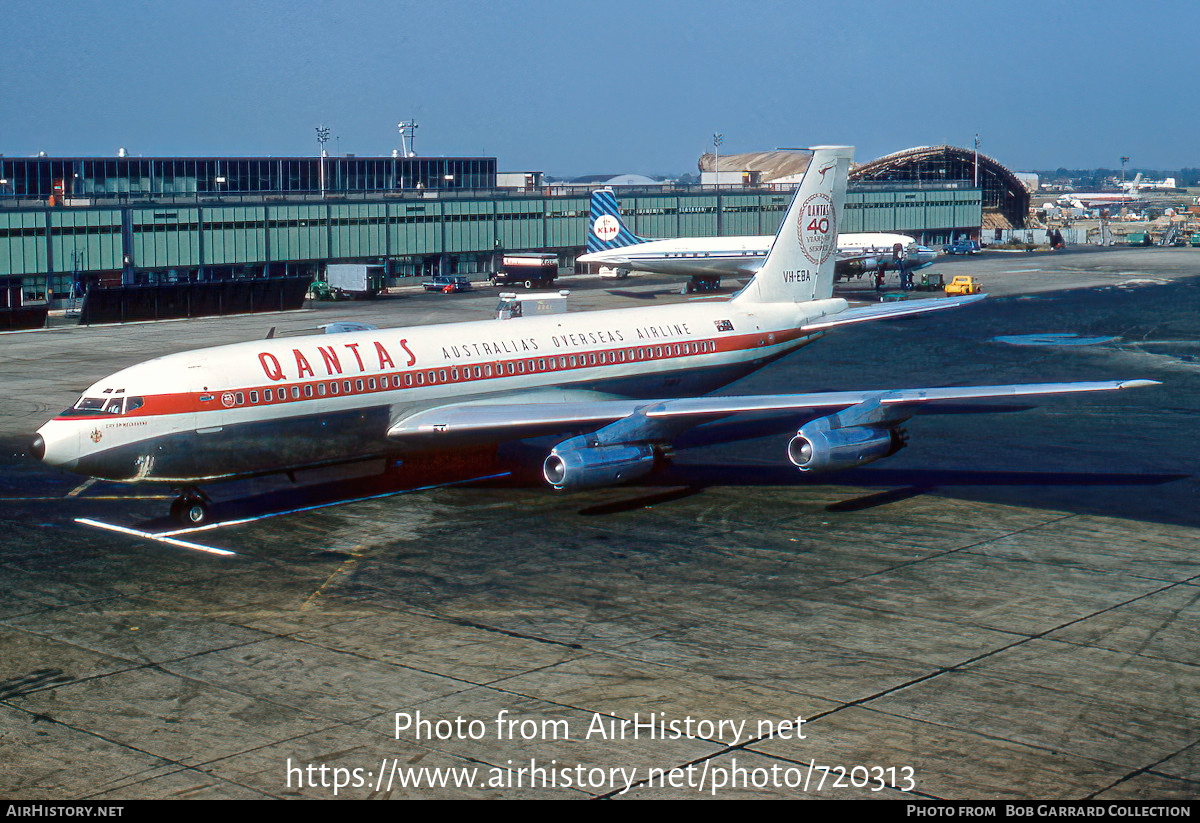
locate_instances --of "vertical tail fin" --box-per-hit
[732,146,853,305]
[1128,173,1142,199]
[587,188,647,253]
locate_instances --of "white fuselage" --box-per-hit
[578,233,934,276]
[35,296,844,484]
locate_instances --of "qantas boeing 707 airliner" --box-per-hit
[30,147,1156,525]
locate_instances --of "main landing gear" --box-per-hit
[169,488,212,526]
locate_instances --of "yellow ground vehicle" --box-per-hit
[945,275,982,295]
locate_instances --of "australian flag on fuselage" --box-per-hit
[587,188,649,253]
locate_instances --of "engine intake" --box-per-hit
[788,425,904,472]
[543,444,656,490]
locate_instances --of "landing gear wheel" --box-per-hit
[170,492,211,526]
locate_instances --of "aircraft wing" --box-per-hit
[802,293,987,330]
[386,379,1157,445]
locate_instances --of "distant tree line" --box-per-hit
[1035,168,1200,188]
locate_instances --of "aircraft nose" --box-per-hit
[31,421,82,471]
[30,433,45,461]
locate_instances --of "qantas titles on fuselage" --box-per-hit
[257,324,700,381]
[64,309,753,433]
[250,321,721,395]
[257,340,412,382]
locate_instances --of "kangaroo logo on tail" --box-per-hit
[587,188,648,253]
[733,146,853,305]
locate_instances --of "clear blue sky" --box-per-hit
[5,0,1198,176]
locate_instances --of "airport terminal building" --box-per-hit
[0,153,983,301]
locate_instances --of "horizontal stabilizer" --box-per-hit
[802,293,987,330]
[321,322,379,334]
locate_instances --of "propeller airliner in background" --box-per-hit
[577,185,936,281]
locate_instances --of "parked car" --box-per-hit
[942,239,980,255]
[944,275,982,295]
[422,275,473,293]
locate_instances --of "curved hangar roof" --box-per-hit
[699,150,812,181]
[851,145,1029,228]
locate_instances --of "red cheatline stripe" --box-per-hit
[58,329,812,422]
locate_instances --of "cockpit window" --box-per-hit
[57,396,114,417]
[65,395,143,416]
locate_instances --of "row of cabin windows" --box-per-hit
[70,340,726,416]
[223,340,719,407]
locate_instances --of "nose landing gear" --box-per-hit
[169,489,211,526]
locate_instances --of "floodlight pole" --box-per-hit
[974,134,980,188]
[713,133,723,188]
[398,121,419,157]
[315,125,330,197]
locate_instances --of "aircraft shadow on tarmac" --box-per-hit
[652,463,1188,491]
[112,457,1187,534]
[603,288,687,300]
[564,464,1189,519]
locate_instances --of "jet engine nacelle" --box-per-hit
[787,425,904,472]
[842,257,880,276]
[543,443,656,490]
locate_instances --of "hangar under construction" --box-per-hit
[850,145,1030,231]
[704,144,1026,233]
